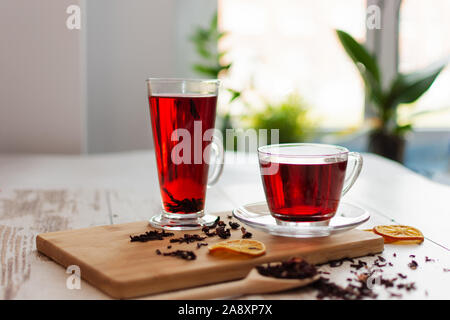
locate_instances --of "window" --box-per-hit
[398,0,450,128]
[218,0,367,129]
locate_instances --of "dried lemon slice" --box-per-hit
[209,239,266,256]
[373,225,424,243]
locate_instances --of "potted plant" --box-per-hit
[190,13,241,146]
[246,93,315,144]
[336,29,448,163]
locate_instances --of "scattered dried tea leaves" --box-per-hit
[170,234,207,244]
[130,229,174,242]
[329,260,344,268]
[209,216,220,228]
[257,257,317,279]
[326,257,354,268]
[397,282,416,291]
[374,261,387,268]
[350,260,367,270]
[196,242,208,249]
[216,226,231,239]
[408,260,418,270]
[242,232,253,239]
[162,250,196,261]
[228,221,240,230]
[312,276,378,300]
[240,226,252,239]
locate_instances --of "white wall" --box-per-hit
[0,0,217,154]
[86,0,175,153]
[86,0,217,153]
[0,0,85,154]
[174,0,219,78]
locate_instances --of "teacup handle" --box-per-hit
[207,139,224,187]
[342,152,363,196]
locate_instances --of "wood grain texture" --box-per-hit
[36,215,384,299]
[0,225,33,299]
[0,189,111,299]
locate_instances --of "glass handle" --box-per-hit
[342,152,363,196]
[207,139,224,187]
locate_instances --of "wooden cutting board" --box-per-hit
[36,212,384,299]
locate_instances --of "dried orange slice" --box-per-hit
[362,228,396,243]
[208,239,266,256]
[373,225,424,243]
[387,239,424,245]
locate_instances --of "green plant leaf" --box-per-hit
[335,29,381,85]
[394,123,413,136]
[196,45,213,59]
[221,63,232,71]
[192,64,222,78]
[227,89,241,102]
[210,12,218,31]
[387,57,449,105]
[408,105,450,119]
[357,63,384,106]
[217,31,228,40]
[335,30,384,108]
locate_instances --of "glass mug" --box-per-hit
[258,143,363,225]
[146,78,224,230]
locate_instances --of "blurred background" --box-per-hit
[0,0,449,184]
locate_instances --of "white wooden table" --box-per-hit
[0,151,449,299]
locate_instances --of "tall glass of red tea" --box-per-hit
[147,78,223,230]
[258,143,362,225]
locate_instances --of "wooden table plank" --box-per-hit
[344,155,450,249]
[108,186,235,225]
[0,151,449,299]
[0,189,112,299]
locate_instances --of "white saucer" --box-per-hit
[232,201,370,238]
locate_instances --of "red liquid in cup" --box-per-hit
[259,159,347,222]
[149,94,217,214]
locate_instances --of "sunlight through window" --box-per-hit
[218,0,367,129]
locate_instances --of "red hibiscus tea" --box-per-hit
[260,160,347,222]
[148,94,217,214]
[258,144,362,223]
